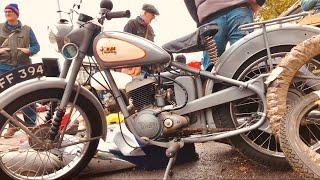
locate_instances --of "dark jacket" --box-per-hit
[0,21,40,66]
[185,0,249,25]
[124,16,155,42]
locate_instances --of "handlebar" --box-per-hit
[105,10,130,20]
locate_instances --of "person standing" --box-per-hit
[184,0,265,69]
[118,4,199,170]
[0,3,40,138]
[124,4,158,42]
[301,0,320,12]
[121,4,159,76]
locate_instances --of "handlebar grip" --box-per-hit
[106,10,131,20]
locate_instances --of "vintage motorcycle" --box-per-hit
[1,0,320,179]
[266,34,320,178]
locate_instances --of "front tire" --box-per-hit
[280,92,320,179]
[0,88,101,179]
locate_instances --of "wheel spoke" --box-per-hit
[235,100,261,107]
[252,131,265,143]
[0,97,92,179]
[311,142,320,151]
[229,54,291,159]
[306,124,319,143]
[260,134,272,147]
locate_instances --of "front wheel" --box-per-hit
[0,88,101,179]
[280,92,320,178]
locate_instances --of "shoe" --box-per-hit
[65,120,79,135]
[4,127,20,138]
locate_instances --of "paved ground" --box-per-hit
[80,142,299,180]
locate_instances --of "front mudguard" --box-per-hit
[0,77,107,139]
[204,23,320,127]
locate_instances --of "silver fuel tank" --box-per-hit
[93,31,171,68]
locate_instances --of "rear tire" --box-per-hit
[215,44,320,169]
[213,46,292,169]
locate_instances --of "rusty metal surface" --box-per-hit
[182,128,235,135]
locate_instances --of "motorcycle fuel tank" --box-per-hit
[93,31,171,68]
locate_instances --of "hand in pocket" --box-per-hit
[0,48,10,54]
[17,48,30,55]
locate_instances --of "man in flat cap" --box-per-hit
[121,4,159,76]
[118,4,199,170]
[124,4,159,42]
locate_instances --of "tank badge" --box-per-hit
[100,46,117,55]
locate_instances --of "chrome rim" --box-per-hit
[0,98,92,179]
[230,52,320,158]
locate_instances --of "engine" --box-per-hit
[125,77,189,139]
[126,77,156,110]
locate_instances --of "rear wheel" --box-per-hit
[213,46,320,169]
[0,89,101,179]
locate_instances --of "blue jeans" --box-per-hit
[0,64,36,127]
[202,6,254,69]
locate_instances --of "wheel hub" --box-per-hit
[28,124,56,151]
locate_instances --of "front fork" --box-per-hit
[45,60,72,122]
[48,57,142,143]
[48,53,85,141]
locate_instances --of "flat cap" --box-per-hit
[142,4,159,15]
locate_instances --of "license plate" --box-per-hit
[0,63,46,93]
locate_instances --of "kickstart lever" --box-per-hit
[142,137,184,180]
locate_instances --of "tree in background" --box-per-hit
[258,0,298,20]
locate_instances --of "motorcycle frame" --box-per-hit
[106,62,266,144]
[0,56,266,146]
[58,54,266,145]
[82,13,314,144]
[44,51,267,146]
[1,12,319,147]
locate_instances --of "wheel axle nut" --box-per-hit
[164,118,173,128]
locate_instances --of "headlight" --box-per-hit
[62,43,79,60]
[48,22,73,52]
